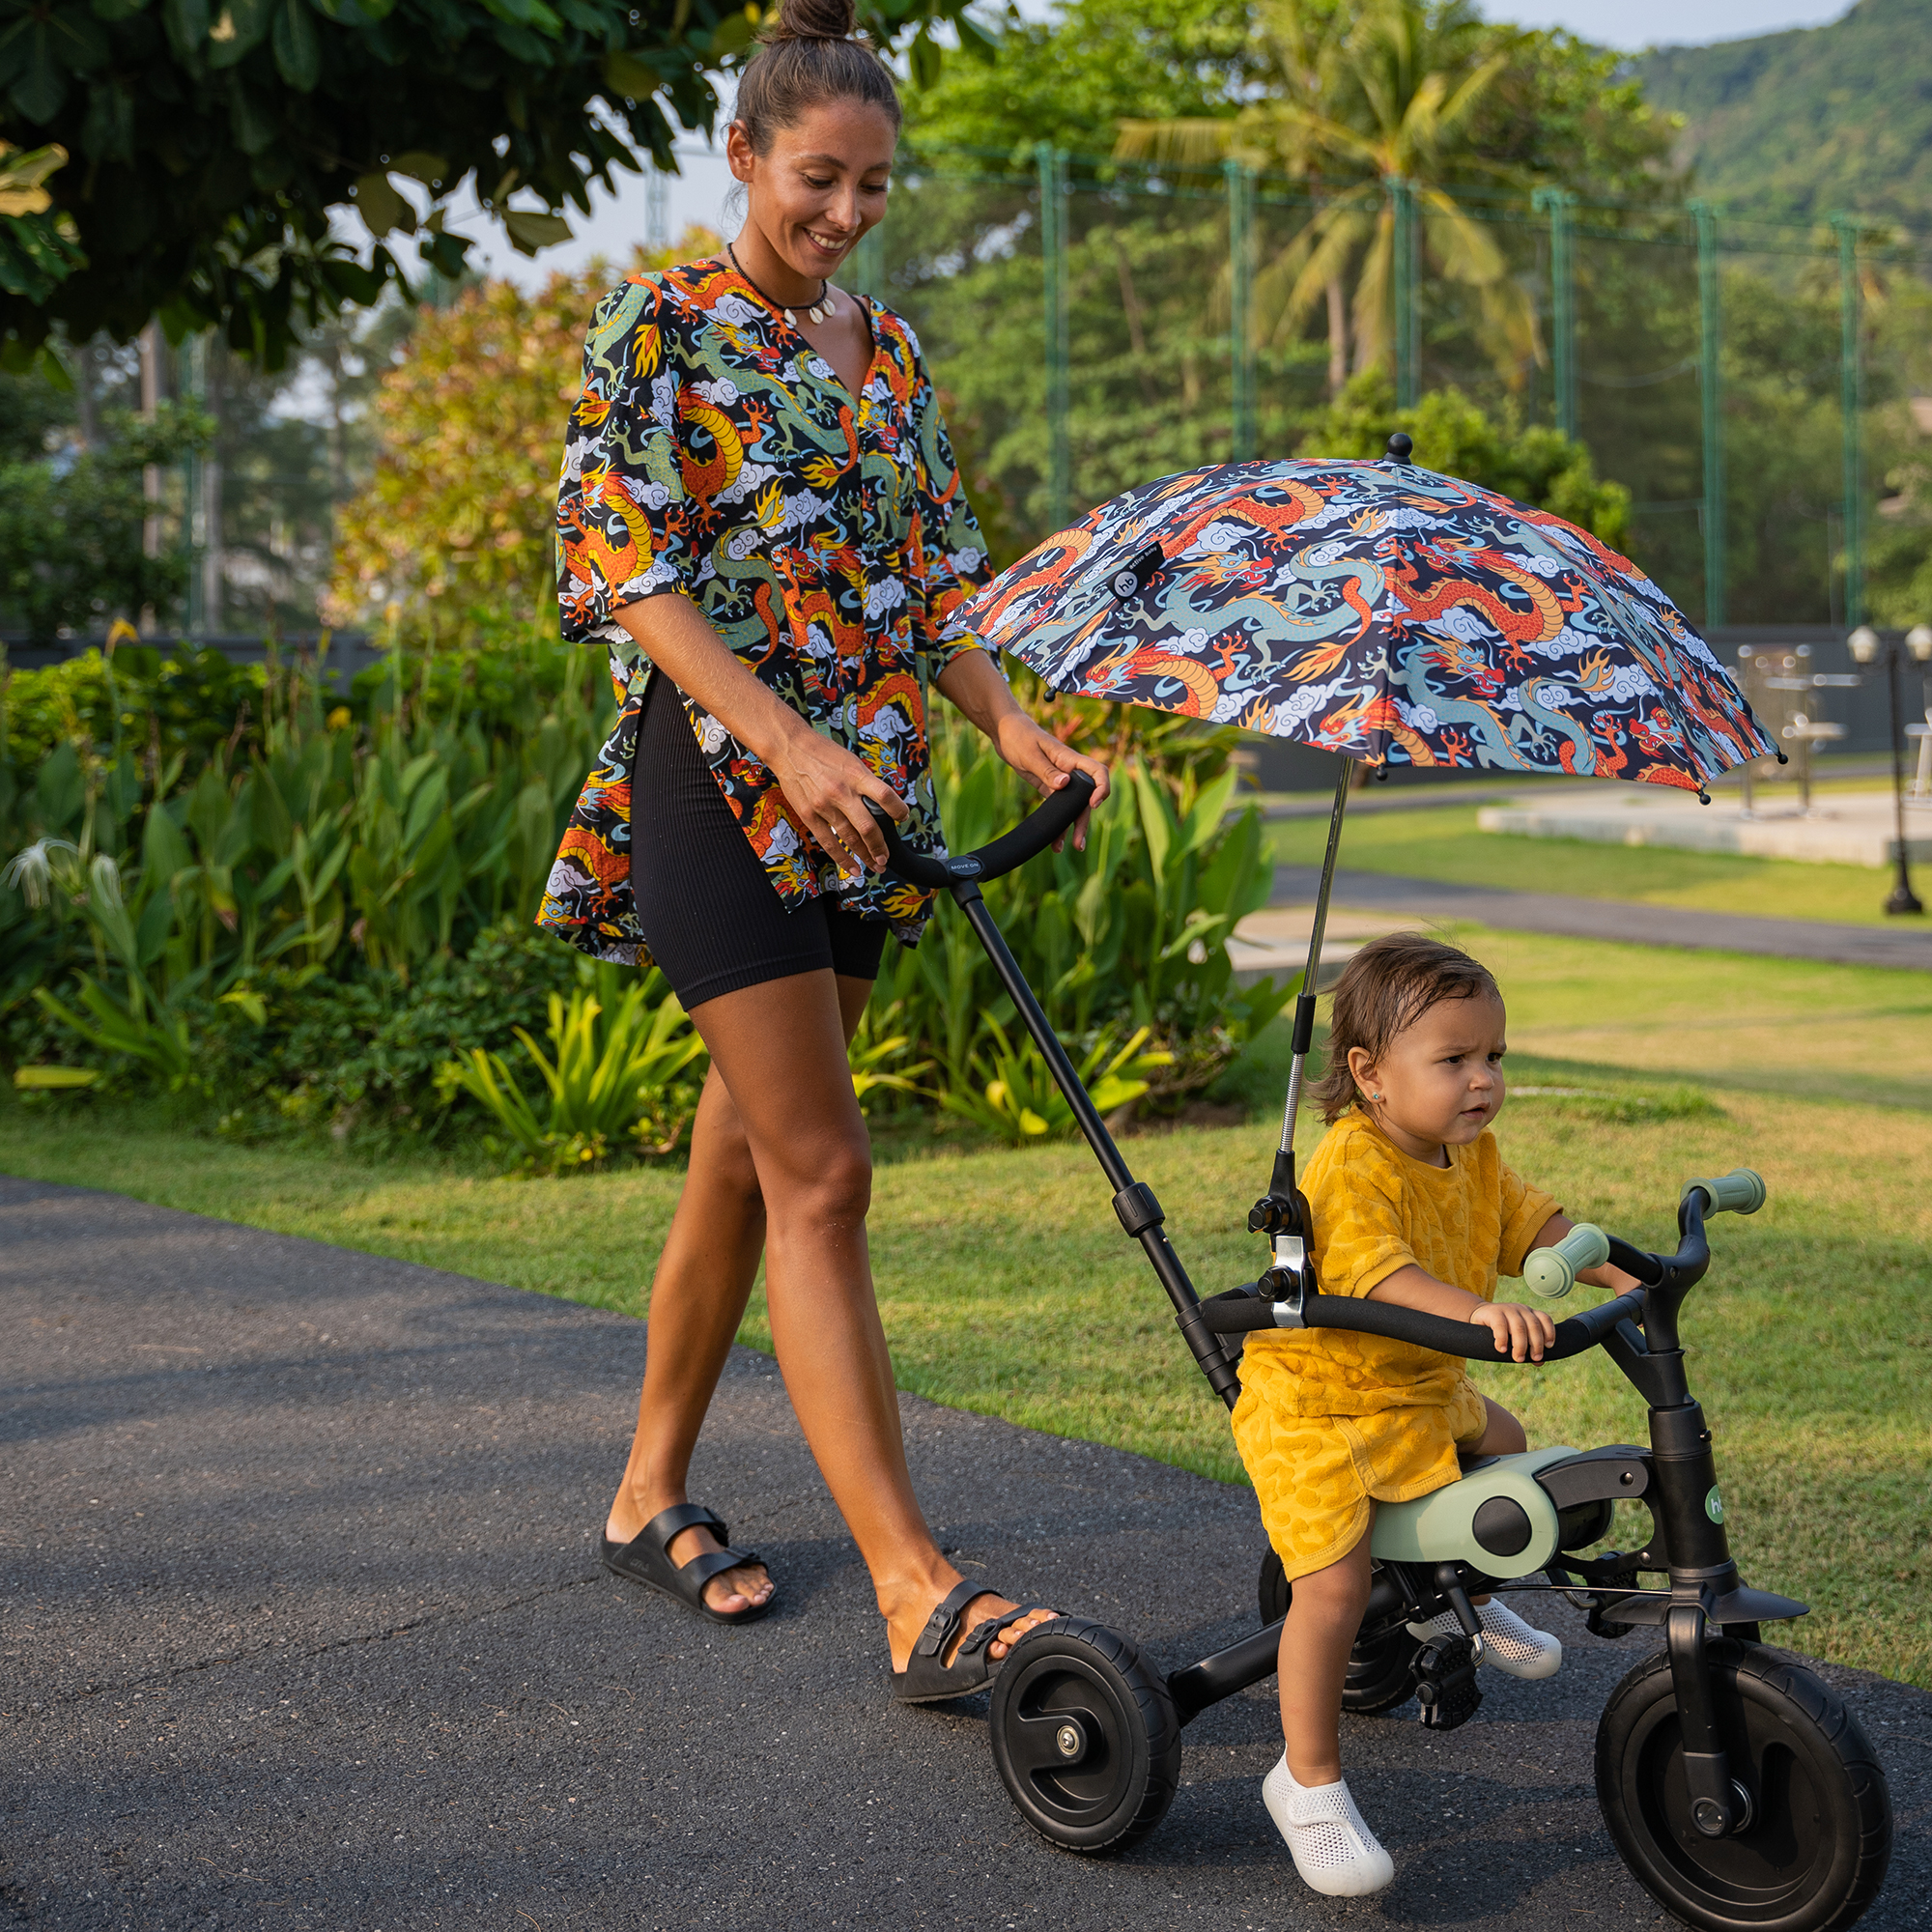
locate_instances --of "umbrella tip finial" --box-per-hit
[1385,432,1414,464]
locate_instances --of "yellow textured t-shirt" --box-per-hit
[1241,1109,1558,1417]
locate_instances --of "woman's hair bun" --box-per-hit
[768,0,857,42]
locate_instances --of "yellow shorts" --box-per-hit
[1231,1376,1490,1583]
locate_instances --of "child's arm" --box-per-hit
[1366,1265,1555,1363]
[1524,1211,1644,1295]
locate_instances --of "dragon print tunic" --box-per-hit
[537,259,994,965]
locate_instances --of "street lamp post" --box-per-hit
[1847,625,1928,916]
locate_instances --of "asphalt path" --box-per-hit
[5,1173,1927,1930]
[1269,864,1932,971]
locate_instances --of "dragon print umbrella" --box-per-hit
[945,437,1778,1254]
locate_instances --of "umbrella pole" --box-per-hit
[1249,756,1353,1272]
[1276,756,1353,1162]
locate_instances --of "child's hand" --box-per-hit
[1472,1299,1556,1364]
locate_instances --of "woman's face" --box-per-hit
[727,99,896,282]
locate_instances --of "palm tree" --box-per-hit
[1117,0,1542,393]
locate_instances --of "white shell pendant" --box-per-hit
[786,289,835,328]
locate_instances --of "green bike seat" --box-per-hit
[1370,1445,1576,1577]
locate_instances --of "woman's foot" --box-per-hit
[885,1576,1057,1673]
[607,1497,773,1616]
[1407,1597,1561,1680]
[1263,1755,1395,1898]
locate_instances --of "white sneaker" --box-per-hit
[1262,1754,1395,1897]
[1407,1597,1562,1680]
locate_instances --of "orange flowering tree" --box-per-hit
[329,232,719,634]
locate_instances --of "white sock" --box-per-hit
[1262,1754,1395,1898]
[1408,1597,1562,1680]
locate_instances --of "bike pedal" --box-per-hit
[1586,1604,1635,1641]
[1413,1634,1482,1732]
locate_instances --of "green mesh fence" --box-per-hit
[835,143,1931,628]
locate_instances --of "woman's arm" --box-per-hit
[1366,1264,1556,1363]
[933,647,1111,852]
[613,591,905,881]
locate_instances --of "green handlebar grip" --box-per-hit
[1685,1168,1767,1216]
[1521,1222,1610,1300]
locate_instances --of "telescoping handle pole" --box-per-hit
[865,782,1245,1410]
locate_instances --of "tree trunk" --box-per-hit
[1113,240,1158,409]
[1325,277,1349,394]
[200,337,224,634]
[138,321,164,635]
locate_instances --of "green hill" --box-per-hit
[1634,0,1932,228]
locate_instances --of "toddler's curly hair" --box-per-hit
[1308,931,1500,1123]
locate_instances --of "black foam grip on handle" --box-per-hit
[970,769,1096,878]
[864,770,1096,888]
[862,799,952,888]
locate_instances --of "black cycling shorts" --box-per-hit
[629,673,888,1011]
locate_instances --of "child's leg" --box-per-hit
[1467,1394,1526,1458]
[1266,1526,1394,1896]
[1278,1527,1374,1784]
[1407,1392,1562,1679]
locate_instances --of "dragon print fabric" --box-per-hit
[538,259,993,965]
[952,458,1774,788]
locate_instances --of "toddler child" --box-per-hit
[1232,931,1634,1897]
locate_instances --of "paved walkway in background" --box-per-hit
[5,1175,1928,1930]
[1270,864,1932,971]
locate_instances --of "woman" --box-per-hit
[538,0,1110,1700]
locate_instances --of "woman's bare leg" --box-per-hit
[606,1051,776,1613]
[637,965,1051,1665]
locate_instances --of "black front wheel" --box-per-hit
[1596,1639,1891,1932]
[1259,1547,1423,1716]
[989,1617,1181,1853]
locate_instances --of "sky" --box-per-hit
[456,0,1855,294]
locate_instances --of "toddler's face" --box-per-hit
[1355,991,1508,1161]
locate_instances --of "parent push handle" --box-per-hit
[864,770,1096,889]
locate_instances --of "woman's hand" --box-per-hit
[612,593,906,880]
[934,647,1112,853]
[1471,1299,1556,1364]
[768,715,906,883]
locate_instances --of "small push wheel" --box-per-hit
[1259,1548,1423,1716]
[1596,1638,1892,1932]
[989,1616,1180,1853]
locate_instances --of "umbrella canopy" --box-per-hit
[948,445,1776,1289]
[953,450,1775,791]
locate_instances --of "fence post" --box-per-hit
[1689,199,1725,630]
[1532,187,1577,440]
[1386,176,1419,408]
[1038,142,1070,528]
[1225,158,1256,460]
[1830,213,1864,631]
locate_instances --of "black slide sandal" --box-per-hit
[891,1579,1057,1704]
[600,1503,775,1627]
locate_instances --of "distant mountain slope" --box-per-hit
[1634,0,1932,228]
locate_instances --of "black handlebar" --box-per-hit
[864,769,1096,890]
[1200,1284,1648,1360]
[1201,1187,1726,1365]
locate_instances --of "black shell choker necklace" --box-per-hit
[726,242,836,328]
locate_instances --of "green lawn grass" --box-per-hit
[6,923,1927,1689]
[1266,803,1915,926]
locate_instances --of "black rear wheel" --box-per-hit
[1259,1547,1423,1716]
[1596,1639,1891,1932]
[989,1617,1180,1853]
